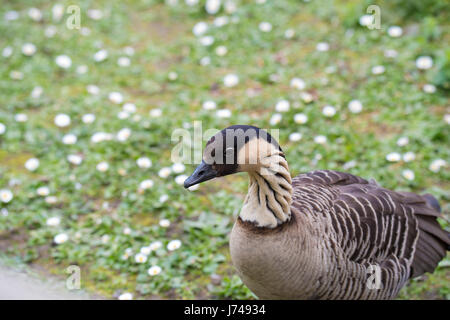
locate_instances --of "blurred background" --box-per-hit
[0,0,448,300]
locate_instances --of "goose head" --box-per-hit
[184,125,285,189]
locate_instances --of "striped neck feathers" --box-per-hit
[238,145,293,228]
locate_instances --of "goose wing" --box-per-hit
[293,170,449,278]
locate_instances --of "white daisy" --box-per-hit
[290,78,305,90]
[172,163,186,173]
[82,113,96,124]
[423,84,436,93]
[193,22,208,36]
[0,189,13,203]
[269,113,282,126]
[445,114,450,125]
[294,113,308,124]
[31,86,43,99]
[202,100,217,110]
[123,103,136,113]
[322,105,336,117]
[67,154,83,165]
[175,175,188,185]
[52,4,64,21]
[359,15,374,27]
[96,161,109,172]
[214,16,229,27]
[75,65,88,74]
[117,57,130,67]
[159,167,172,178]
[45,26,57,38]
[429,159,446,173]
[372,65,385,75]
[159,194,169,203]
[91,132,113,143]
[117,128,131,142]
[403,152,415,162]
[10,71,24,81]
[2,46,13,58]
[137,157,152,169]
[118,293,133,300]
[148,265,162,276]
[4,11,19,21]
[54,114,71,127]
[199,36,214,46]
[62,134,77,145]
[386,152,401,162]
[45,196,58,204]
[223,74,239,87]
[289,132,302,142]
[384,49,398,58]
[55,55,72,69]
[200,56,211,66]
[259,22,272,32]
[87,9,103,20]
[87,85,100,95]
[134,253,147,263]
[149,108,162,118]
[139,179,154,190]
[15,113,27,122]
[54,233,68,244]
[215,45,228,56]
[275,100,290,112]
[28,8,43,21]
[216,109,231,118]
[316,42,329,52]
[416,56,433,70]
[167,239,182,251]
[109,92,123,104]
[46,217,60,227]
[314,135,327,144]
[186,0,199,6]
[284,29,295,39]
[387,26,403,37]
[123,227,132,235]
[37,186,50,196]
[22,43,36,56]
[140,246,152,255]
[348,100,363,114]
[25,158,40,171]
[396,137,409,147]
[402,169,415,181]
[94,49,108,62]
[159,219,170,227]
[205,0,221,14]
[0,123,6,135]
[123,46,135,56]
[149,241,162,251]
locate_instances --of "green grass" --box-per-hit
[0,0,448,300]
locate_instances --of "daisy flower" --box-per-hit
[55,55,72,69]
[416,56,433,70]
[54,233,69,244]
[137,157,152,169]
[348,100,363,114]
[96,162,109,172]
[167,239,182,251]
[134,253,147,263]
[25,158,40,171]
[294,113,308,124]
[148,266,162,276]
[139,179,154,190]
[54,114,71,127]
[158,167,172,178]
[275,100,290,112]
[223,74,239,87]
[118,293,133,300]
[0,189,13,203]
[46,217,60,227]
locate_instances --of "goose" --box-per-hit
[184,125,449,300]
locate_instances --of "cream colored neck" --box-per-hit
[239,152,293,228]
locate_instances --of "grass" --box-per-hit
[0,0,448,300]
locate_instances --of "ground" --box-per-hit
[0,0,448,300]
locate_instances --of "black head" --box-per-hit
[184,125,282,188]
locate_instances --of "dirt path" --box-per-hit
[0,264,94,300]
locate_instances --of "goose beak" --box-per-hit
[184,161,217,189]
